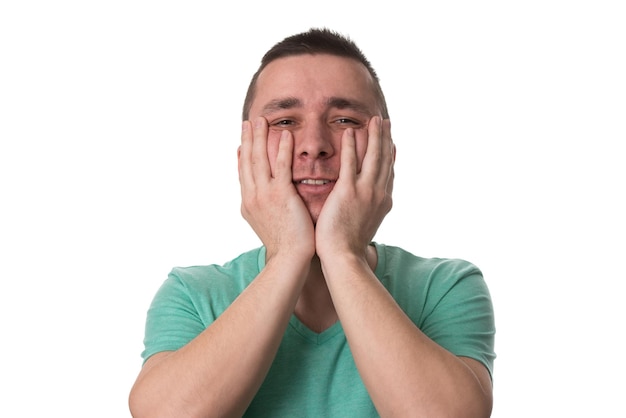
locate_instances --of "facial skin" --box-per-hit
[246,54,385,223]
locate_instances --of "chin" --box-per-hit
[302,199,325,226]
[306,206,323,225]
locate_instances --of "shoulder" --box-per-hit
[147,247,265,327]
[167,247,265,290]
[374,243,490,313]
[375,243,482,283]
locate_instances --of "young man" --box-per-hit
[129,28,496,418]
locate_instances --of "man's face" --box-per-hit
[247,54,383,223]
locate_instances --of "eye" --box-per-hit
[272,119,295,127]
[334,118,360,126]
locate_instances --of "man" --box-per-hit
[129,28,495,418]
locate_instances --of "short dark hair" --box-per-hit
[242,28,389,120]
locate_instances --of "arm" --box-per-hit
[321,256,492,417]
[316,117,493,417]
[129,118,314,418]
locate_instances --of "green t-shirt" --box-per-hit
[142,243,496,417]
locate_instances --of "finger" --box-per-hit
[387,163,395,197]
[238,120,254,184]
[378,119,395,214]
[380,118,395,189]
[251,116,271,181]
[360,116,383,182]
[274,129,294,185]
[338,127,357,183]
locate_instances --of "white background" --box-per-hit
[1,1,624,416]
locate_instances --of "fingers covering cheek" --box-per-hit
[273,130,293,180]
[368,115,382,136]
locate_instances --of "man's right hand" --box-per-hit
[238,117,316,263]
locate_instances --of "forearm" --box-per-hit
[322,254,492,418]
[129,256,310,418]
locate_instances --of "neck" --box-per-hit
[294,255,337,333]
[294,245,378,333]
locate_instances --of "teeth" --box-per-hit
[300,179,330,185]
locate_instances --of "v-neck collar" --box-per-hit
[288,315,344,344]
[255,243,388,345]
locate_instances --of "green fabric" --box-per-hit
[142,242,496,417]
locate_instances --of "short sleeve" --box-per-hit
[420,260,496,378]
[141,271,206,363]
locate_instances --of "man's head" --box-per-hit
[242,29,391,223]
[242,28,389,121]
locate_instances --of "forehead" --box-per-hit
[249,54,380,117]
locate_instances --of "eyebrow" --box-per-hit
[261,96,371,115]
[325,97,371,115]
[261,97,302,114]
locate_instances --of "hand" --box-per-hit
[238,117,316,262]
[315,116,395,261]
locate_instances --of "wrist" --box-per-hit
[319,245,376,280]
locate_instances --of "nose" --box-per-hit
[294,121,335,160]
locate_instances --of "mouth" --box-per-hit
[293,178,336,196]
[296,179,333,185]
